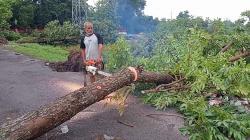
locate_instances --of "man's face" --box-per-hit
[85,25,93,35]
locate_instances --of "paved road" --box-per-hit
[0,47,187,140]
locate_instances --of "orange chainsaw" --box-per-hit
[85,60,111,77]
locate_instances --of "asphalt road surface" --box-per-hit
[0,47,187,140]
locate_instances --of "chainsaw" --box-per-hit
[86,65,112,77]
[84,60,112,77]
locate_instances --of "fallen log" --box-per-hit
[229,50,250,62]
[0,67,174,140]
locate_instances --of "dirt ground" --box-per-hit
[0,47,187,140]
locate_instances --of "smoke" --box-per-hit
[115,0,137,33]
[115,0,157,34]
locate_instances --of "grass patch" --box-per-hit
[10,43,70,62]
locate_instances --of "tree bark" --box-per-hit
[229,50,250,62]
[0,67,174,140]
[220,42,233,53]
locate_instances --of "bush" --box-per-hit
[104,37,134,72]
[0,30,21,41]
[43,20,79,42]
[16,36,37,43]
[30,30,43,38]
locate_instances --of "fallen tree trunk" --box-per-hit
[229,50,250,62]
[0,67,174,140]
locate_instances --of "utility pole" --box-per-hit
[171,10,173,20]
[72,0,87,35]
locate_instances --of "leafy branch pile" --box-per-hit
[142,29,250,139]
[105,13,250,139]
[140,23,250,139]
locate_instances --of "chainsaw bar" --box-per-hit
[97,70,112,77]
[86,66,112,77]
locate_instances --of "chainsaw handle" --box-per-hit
[84,60,96,66]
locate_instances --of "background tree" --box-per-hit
[0,0,15,29]
[241,10,250,32]
[90,0,119,43]
[33,0,72,27]
[11,0,37,28]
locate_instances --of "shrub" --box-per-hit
[43,20,79,42]
[0,30,21,41]
[16,36,37,43]
[104,37,134,72]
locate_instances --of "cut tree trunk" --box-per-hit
[0,67,174,140]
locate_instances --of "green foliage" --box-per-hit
[104,37,134,72]
[2,2,249,139]
[143,92,250,140]
[0,0,15,29]
[173,29,250,97]
[146,25,250,96]
[0,30,21,41]
[16,36,37,43]
[31,0,72,27]
[141,16,250,139]
[129,34,151,57]
[5,0,156,36]
[10,43,68,62]
[43,20,79,42]
[11,0,37,28]
[179,98,250,140]
[143,93,179,110]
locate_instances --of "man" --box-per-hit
[80,21,104,85]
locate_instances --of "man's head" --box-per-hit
[84,21,93,36]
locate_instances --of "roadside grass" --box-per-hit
[9,43,80,62]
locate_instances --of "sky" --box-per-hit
[87,0,250,21]
[143,0,250,21]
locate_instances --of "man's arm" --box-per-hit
[80,37,86,63]
[98,44,103,62]
[81,48,86,62]
[96,33,104,62]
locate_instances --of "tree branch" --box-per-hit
[141,85,190,94]
[155,78,185,90]
[220,42,233,53]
